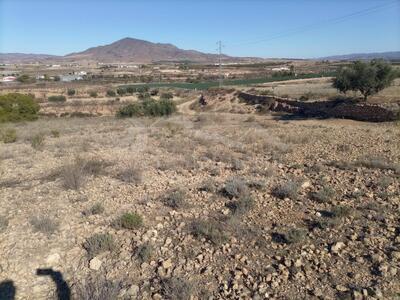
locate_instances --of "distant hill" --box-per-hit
[320,51,400,61]
[0,38,249,64]
[0,53,61,64]
[65,37,235,63]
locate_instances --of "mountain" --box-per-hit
[0,53,61,64]
[319,51,400,61]
[64,37,233,63]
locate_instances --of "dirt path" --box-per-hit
[177,98,197,115]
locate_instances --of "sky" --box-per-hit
[0,0,399,58]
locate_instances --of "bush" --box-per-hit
[150,89,159,96]
[1,128,17,143]
[223,178,248,198]
[0,216,9,232]
[333,60,395,100]
[126,86,135,94]
[67,89,76,96]
[191,219,228,245]
[0,93,40,122]
[284,228,307,244]
[61,162,86,190]
[17,74,36,83]
[116,88,127,96]
[160,277,194,300]
[48,95,67,102]
[114,212,143,230]
[310,186,336,203]
[331,205,352,218]
[160,92,173,100]
[164,188,187,209]
[272,180,301,200]
[31,133,45,150]
[229,195,254,215]
[83,233,115,258]
[51,130,60,138]
[106,90,116,97]
[116,98,177,118]
[30,216,59,235]
[73,276,121,300]
[136,243,154,262]
[116,162,142,183]
[89,91,98,98]
[86,203,105,215]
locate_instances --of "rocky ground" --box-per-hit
[0,105,399,299]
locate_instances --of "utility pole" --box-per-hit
[217,41,224,87]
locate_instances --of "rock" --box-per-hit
[165,237,172,246]
[127,284,139,298]
[162,259,173,269]
[331,242,345,253]
[301,181,311,189]
[336,284,348,292]
[46,253,60,266]
[89,257,102,270]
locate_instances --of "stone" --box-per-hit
[162,259,173,269]
[89,257,102,270]
[46,253,60,266]
[331,242,345,253]
[336,285,348,292]
[127,284,139,298]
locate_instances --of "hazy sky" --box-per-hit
[0,0,399,58]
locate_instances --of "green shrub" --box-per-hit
[83,233,115,258]
[67,89,76,96]
[0,93,40,122]
[160,92,173,100]
[137,92,151,100]
[117,88,127,96]
[17,74,36,83]
[31,133,45,150]
[48,95,66,102]
[114,212,143,230]
[126,86,135,94]
[116,98,176,118]
[333,60,395,101]
[1,128,17,143]
[89,91,98,98]
[106,90,116,97]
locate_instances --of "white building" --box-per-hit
[1,76,17,82]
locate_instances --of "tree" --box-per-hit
[17,74,36,84]
[333,60,395,101]
[0,93,40,122]
[67,89,76,96]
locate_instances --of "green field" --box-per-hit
[120,72,337,91]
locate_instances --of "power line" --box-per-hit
[228,1,398,47]
[217,40,224,87]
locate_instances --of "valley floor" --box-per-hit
[0,111,399,299]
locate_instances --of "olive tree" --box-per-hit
[333,60,395,101]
